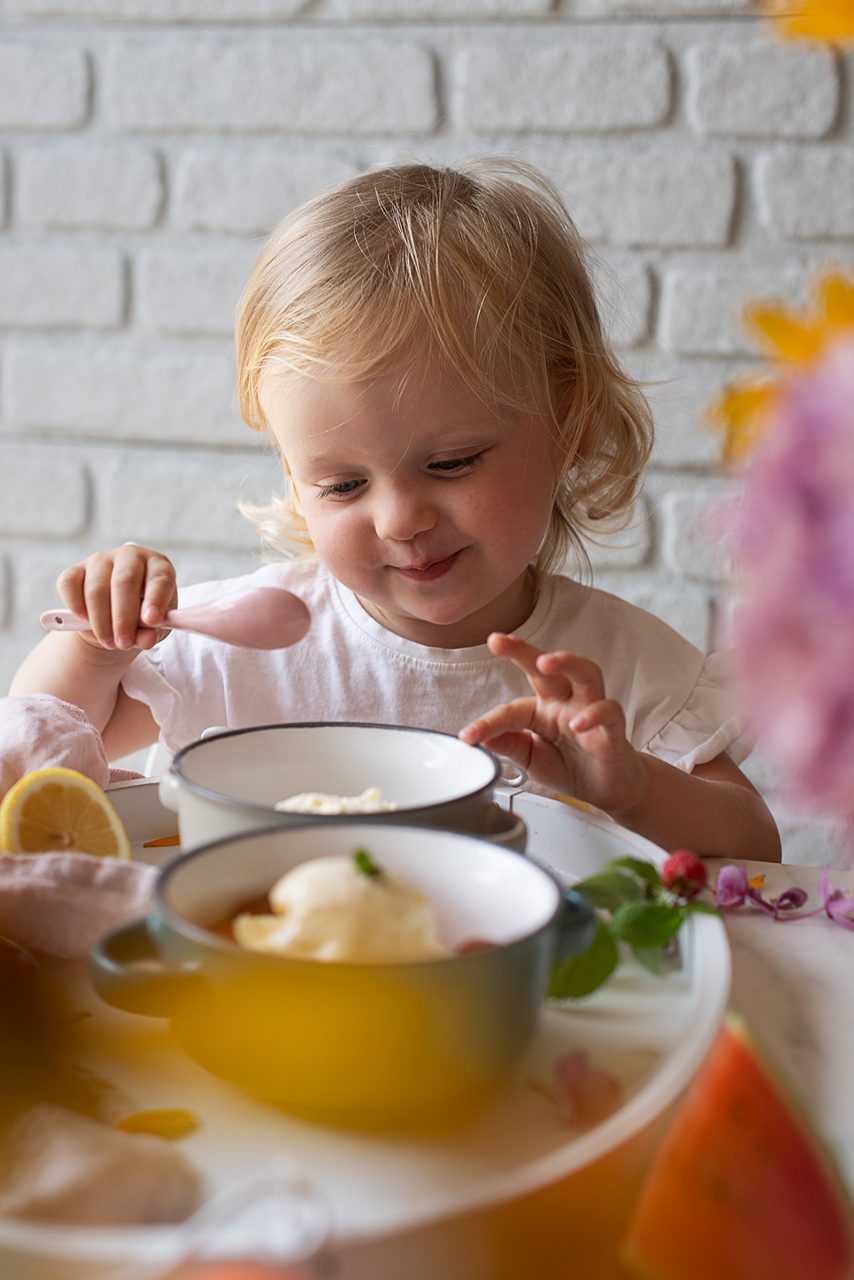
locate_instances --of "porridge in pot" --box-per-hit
[274,787,397,815]
[227,849,493,963]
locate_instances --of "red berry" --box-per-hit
[661,850,707,898]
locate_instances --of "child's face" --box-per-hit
[260,363,556,647]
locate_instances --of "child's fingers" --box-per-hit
[54,545,176,652]
[472,729,535,772]
[55,564,88,619]
[132,627,165,652]
[564,698,626,740]
[489,634,606,707]
[459,696,538,746]
[79,551,120,648]
[536,652,605,706]
[139,554,178,628]
[111,547,150,649]
[487,633,570,700]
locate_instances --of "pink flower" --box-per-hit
[819,866,854,930]
[715,862,853,929]
[730,337,854,842]
[553,1049,623,1126]
[715,864,809,918]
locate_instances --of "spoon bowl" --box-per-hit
[40,585,311,651]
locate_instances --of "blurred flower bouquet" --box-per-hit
[713,275,854,847]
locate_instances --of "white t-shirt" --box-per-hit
[122,560,749,772]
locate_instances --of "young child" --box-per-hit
[11,159,780,861]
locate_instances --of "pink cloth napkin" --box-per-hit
[0,852,157,960]
[0,694,156,955]
[0,694,143,802]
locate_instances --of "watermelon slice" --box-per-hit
[622,1013,854,1280]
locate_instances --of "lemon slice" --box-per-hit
[0,767,131,859]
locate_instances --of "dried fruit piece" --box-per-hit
[114,1109,199,1140]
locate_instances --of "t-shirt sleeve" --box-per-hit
[640,650,752,772]
[121,635,229,757]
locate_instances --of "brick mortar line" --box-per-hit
[0,15,770,34]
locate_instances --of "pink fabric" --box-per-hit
[0,695,153,957]
[0,852,157,960]
[0,694,142,800]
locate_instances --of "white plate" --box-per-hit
[0,786,730,1278]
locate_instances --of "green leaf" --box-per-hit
[571,868,646,911]
[630,943,668,975]
[609,901,684,947]
[684,899,720,916]
[548,918,619,999]
[609,856,662,889]
[353,847,383,878]
[631,941,682,976]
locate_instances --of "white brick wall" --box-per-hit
[1,3,851,865]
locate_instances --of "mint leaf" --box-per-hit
[548,918,619,999]
[609,856,662,889]
[353,847,383,878]
[572,869,645,911]
[609,901,684,947]
[684,899,720,916]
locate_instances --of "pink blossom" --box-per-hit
[730,336,854,842]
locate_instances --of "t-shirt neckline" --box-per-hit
[333,573,557,663]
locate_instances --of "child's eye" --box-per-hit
[316,478,366,499]
[429,452,484,474]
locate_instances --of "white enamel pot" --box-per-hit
[91,821,595,1126]
[159,722,527,852]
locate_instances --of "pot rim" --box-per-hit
[152,819,564,973]
[168,721,501,816]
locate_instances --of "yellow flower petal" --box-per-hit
[770,0,854,41]
[818,272,854,328]
[748,874,766,890]
[744,303,825,365]
[708,380,777,464]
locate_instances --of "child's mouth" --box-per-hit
[397,552,461,582]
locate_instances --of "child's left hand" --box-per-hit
[459,633,649,817]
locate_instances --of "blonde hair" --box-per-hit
[236,158,653,574]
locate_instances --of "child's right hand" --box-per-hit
[55,544,178,653]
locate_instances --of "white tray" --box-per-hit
[0,785,730,1278]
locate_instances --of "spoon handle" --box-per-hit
[40,609,172,634]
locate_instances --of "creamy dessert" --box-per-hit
[274,787,397,815]
[232,849,451,963]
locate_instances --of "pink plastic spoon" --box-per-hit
[40,585,311,651]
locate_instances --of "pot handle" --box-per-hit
[495,757,527,792]
[555,888,598,960]
[158,768,181,814]
[90,917,204,1017]
[481,804,528,852]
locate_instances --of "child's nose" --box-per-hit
[372,485,437,543]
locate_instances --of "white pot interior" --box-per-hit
[175,724,498,812]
